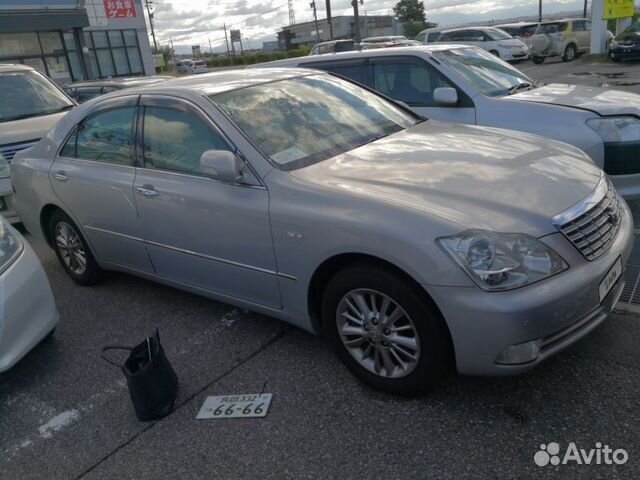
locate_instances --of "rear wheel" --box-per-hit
[489,50,500,58]
[49,210,104,285]
[563,44,577,62]
[322,265,452,395]
[532,55,545,64]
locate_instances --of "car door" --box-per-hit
[133,95,281,308]
[51,95,153,272]
[370,56,475,124]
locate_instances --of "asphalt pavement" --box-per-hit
[2,60,640,480]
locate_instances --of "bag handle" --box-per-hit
[101,345,133,368]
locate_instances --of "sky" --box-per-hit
[149,0,624,53]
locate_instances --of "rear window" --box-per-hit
[195,61,206,66]
[0,70,73,123]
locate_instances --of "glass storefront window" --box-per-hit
[67,51,85,80]
[127,47,143,73]
[108,31,124,47]
[23,58,47,75]
[92,31,109,48]
[64,32,77,51]
[96,49,115,77]
[123,30,138,46]
[112,48,129,75]
[39,32,65,55]
[0,33,40,57]
[45,56,71,83]
[84,32,94,49]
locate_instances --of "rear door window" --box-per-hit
[372,58,455,107]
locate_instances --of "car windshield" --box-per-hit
[433,47,534,97]
[0,70,73,123]
[211,74,417,170]
[486,29,512,40]
[622,22,640,34]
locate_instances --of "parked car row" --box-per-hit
[1,53,635,394]
[416,18,601,64]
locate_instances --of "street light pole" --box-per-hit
[145,0,158,51]
[538,0,542,22]
[310,1,321,42]
[352,0,361,43]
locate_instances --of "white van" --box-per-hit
[0,64,74,223]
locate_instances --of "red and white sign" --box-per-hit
[103,0,137,18]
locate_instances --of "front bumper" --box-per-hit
[610,45,640,60]
[426,197,634,376]
[502,49,530,61]
[0,233,58,372]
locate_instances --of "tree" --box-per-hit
[393,0,437,39]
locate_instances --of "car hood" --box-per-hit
[614,31,640,44]
[0,112,67,146]
[508,83,640,116]
[291,120,602,236]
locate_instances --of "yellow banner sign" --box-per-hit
[604,0,635,19]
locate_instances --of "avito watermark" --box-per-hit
[534,442,628,467]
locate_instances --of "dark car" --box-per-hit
[609,23,640,61]
[63,76,173,103]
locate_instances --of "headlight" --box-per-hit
[587,116,640,143]
[0,217,22,273]
[0,156,9,179]
[438,230,568,291]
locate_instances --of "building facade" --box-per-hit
[0,0,154,84]
[278,15,403,50]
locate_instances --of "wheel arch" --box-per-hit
[40,203,63,248]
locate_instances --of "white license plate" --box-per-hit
[196,393,272,419]
[599,257,622,303]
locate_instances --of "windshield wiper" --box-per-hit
[508,82,536,95]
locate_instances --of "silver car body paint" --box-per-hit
[11,69,635,375]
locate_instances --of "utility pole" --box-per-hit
[288,0,296,25]
[325,0,333,40]
[310,1,320,42]
[583,0,588,18]
[223,23,231,57]
[538,0,542,22]
[352,0,361,43]
[208,38,212,56]
[170,36,175,70]
[145,0,158,51]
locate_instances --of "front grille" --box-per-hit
[557,182,622,261]
[0,140,37,163]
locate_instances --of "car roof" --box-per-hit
[65,76,170,88]
[0,63,36,73]
[496,22,539,28]
[441,26,501,33]
[277,43,472,62]
[108,68,317,97]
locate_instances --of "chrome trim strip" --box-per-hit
[551,173,607,227]
[84,225,297,281]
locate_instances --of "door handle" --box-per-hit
[53,170,68,182]
[135,185,159,198]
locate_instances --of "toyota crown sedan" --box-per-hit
[11,69,634,394]
[258,45,640,199]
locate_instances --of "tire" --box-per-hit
[532,56,545,64]
[489,50,500,58]
[563,44,577,62]
[321,265,452,395]
[49,210,105,285]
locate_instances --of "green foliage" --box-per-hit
[393,0,426,24]
[205,47,310,67]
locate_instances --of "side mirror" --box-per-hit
[200,149,243,183]
[433,87,459,106]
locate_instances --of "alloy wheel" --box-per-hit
[336,288,421,379]
[55,221,87,275]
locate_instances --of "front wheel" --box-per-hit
[532,55,545,64]
[563,44,577,62]
[322,266,452,395]
[489,50,500,58]
[49,210,105,285]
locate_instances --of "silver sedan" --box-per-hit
[11,69,634,394]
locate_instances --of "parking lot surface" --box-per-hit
[2,61,640,480]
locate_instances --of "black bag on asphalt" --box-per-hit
[101,329,179,422]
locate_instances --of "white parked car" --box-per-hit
[256,44,640,198]
[495,22,540,49]
[0,64,75,223]
[415,26,448,44]
[438,27,529,61]
[0,216,58,372]
[176,59,209,74]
